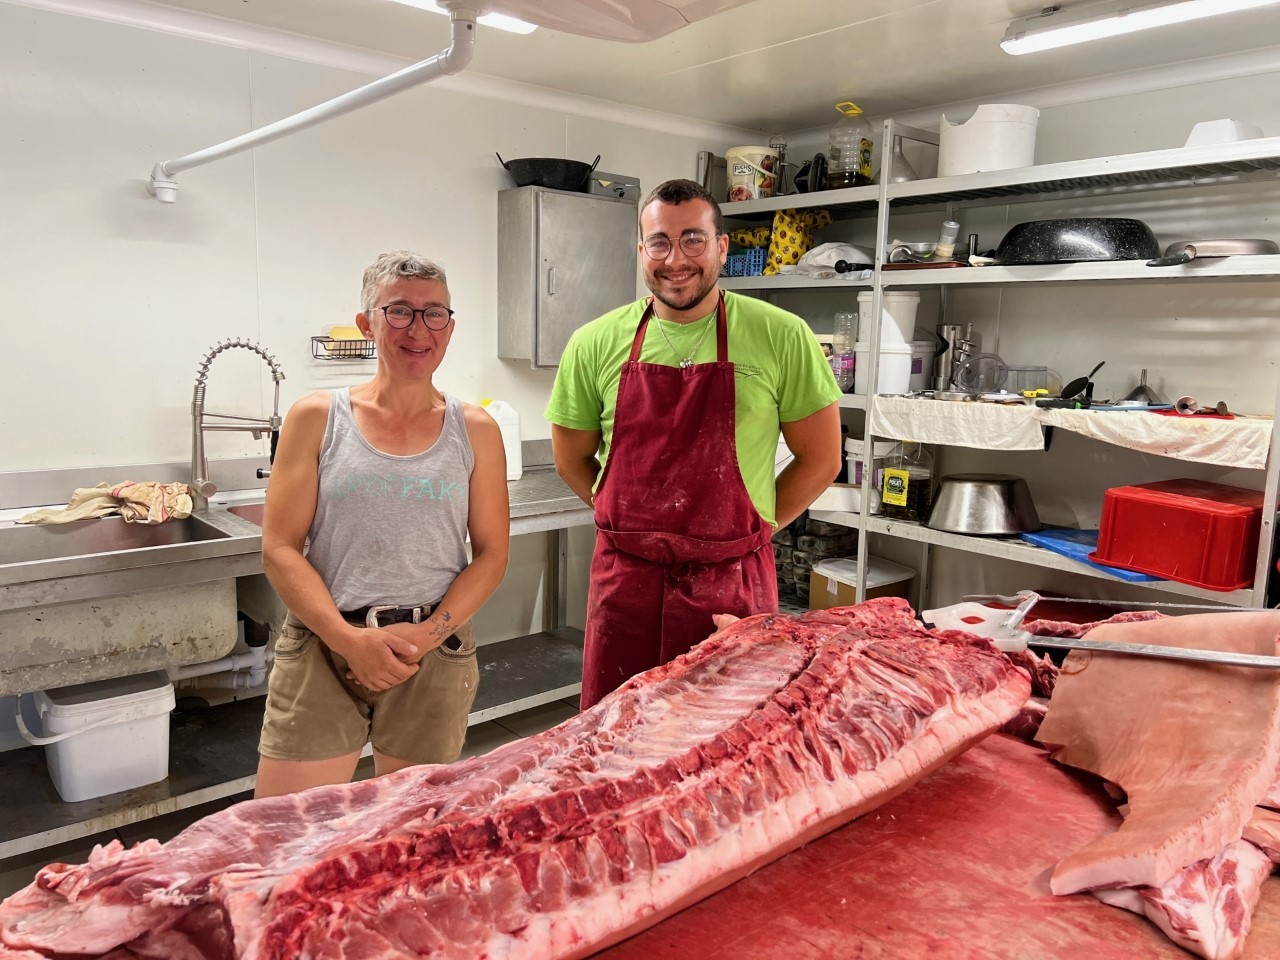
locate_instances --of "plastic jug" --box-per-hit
[880,442,933,523]
[828,102,873,189]
[481,400,522,481]
[831,312,857,392]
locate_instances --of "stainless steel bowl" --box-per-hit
[926,474,1041,536]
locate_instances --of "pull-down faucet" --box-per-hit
[191,339,286,512]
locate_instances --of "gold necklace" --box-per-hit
[654,312,715,369]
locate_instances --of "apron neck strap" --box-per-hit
[630,292,729,364]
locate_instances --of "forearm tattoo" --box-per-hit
[428,609,455,642]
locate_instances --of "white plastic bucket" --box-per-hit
[725,145,780,202]
[937,104,1039,177]
[24,671,174,802]
[482,399,522,481]
[857,291,921,346]
[909,338,936,391]
[844,437,896,489]
[854,342,913,395]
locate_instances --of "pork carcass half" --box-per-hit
[0,598,1029,960]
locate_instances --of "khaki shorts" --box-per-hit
[258,611,479,765]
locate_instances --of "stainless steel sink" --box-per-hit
[219,502,288,633]
[227,502,264,526]
[1,515,230,567]
[0,511,266,696]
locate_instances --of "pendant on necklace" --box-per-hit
[680,359,694,369]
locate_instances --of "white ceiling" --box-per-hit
[142,0,1280,131]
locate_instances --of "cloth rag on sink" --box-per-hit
[17,481,193,525]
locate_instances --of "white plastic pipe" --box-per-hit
[168,644,268,682]
[194,667,269,690]
[148,8,478,202]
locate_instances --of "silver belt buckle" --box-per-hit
[364,604,425,628]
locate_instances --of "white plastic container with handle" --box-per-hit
[482,399,522,481]
[938,104,1039,177]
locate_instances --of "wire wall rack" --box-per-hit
[310,336,377,361]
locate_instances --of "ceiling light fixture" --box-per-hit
[388,0,538,34]
[1001,0,1280,55]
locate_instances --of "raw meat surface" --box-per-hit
[1092,840,1273,960]
[598,734,1280,960]
[1244,808,1280,862]
[1000,696,1050,741]
[1263,770,1280,810]
[0,599,1028,960]
[1036,611,1280,894]
[1025,609,1162,638]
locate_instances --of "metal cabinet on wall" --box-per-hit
[498,185,638,368]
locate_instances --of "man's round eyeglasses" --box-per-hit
[379,304,454,330]
[642,231,719,261]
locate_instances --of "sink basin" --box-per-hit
[0,512,266,695]
[0,515,230,567]
[228,502,265,526]
[0,514,257,599]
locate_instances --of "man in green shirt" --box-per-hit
[545,179,842,708]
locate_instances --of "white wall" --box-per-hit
[0,4,748,472]
[0,4,749,641]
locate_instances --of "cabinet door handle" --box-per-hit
[547,265,555,295]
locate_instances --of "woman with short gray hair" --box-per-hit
[254,250,510,797]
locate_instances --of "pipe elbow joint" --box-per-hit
[148,162,179,203]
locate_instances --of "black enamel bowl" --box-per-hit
[497,153,600,192]
[995,217,1160,265]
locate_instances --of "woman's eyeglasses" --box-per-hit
[379,304,454,330]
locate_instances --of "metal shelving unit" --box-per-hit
[720,274,871,291]
[722,128,1280,607]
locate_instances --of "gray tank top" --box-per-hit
[306,388,474,611]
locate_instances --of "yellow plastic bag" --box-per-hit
[729,226,771,249]
[764,209,831,275]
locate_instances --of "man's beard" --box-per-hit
[648,264,718,313]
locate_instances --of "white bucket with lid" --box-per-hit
[938,104,1039,177]
[857,291,921,346]
[20,671,175,802]
[844,437,897,490]
[725,145,780,201]
[854,342,912,395]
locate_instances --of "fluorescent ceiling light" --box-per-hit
[1001,0,1280,55]
[388,0,538,34]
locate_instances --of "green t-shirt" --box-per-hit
[544,291,841,528]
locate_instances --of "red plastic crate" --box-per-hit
[1089,479,1264,591]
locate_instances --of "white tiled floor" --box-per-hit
[0,697,580,900]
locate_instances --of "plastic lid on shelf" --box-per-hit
[812,556,916,590]
[845,438,897,456]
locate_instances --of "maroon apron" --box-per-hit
[580,294,778,709]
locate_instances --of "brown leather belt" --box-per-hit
[340,604,464,650]
[341,604,428,628]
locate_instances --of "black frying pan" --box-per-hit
[496,153,600,192]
